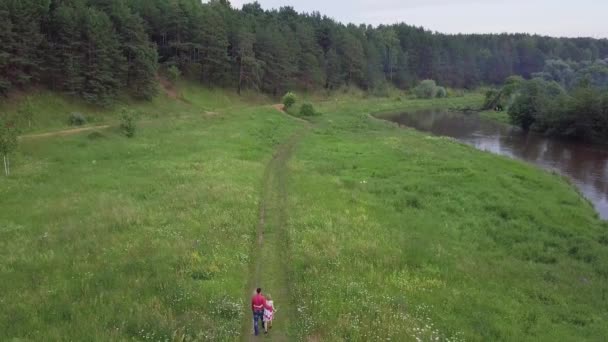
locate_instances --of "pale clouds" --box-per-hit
[227,0,608,38]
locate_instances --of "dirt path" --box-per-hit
[20,125,111,139]
[241,122,309,341]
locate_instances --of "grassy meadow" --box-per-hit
[1,86,607,341]
[287,96,608,340]
[0,89,300,340]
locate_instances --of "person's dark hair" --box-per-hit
[256,288,262,294]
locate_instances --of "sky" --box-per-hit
[228,0,608,38]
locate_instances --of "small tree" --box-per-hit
[414,80,438,99]
[0,119,18,176]
[299,103,317,117]
[435,86,447,98]
[282,91,297,109]
[120,109,137,138]
[69,112,87,126]
[19,97,34,128]
[167,65,181,84]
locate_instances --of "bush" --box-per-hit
[299,103,317,117]
[282,92,297,109]
[68,112,87,126]
[414,80,438,99]
[436,86,447,98]
[120,109,137,138]
[167,65,181,84]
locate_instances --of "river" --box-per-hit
[383,109,608,219]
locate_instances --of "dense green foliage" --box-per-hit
[282,91,297,109]
[68,112,87,126]
[486,77,608,141]
[413,79,442,98]
[120,109,136,137]
[299,102,316,117]
[1,0,607,105]
[435,86,447,98]
[533,58,608,90]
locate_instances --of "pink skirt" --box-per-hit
[264,309,274,322]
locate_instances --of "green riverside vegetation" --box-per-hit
[1,86,607,341]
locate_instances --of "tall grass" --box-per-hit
[286,96,608,341]
[0,89,299,340]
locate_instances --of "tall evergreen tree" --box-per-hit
[81,8,125,105]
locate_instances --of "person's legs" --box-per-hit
[253,312,259,335]
[261,312,265,330]
[253,311,264,335]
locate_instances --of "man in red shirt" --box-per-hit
[251,288,266,335]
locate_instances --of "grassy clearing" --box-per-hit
[286,96,608,340]
[1,89,607,341]
[0,89,298,340]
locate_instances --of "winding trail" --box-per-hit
[241,108,309,341]
[20,125,111,139]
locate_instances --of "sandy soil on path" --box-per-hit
[20,125,111,139]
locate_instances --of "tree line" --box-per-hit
[1,0,608,106]
[484,75,608,142]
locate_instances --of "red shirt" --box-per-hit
[251,294,266,312]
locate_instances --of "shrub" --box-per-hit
[299,103,317,117]
[414,80,438,99]
[436,86,447,98]
[120,109,137,138]
[167,65,181,84]
[282,92,297,109]
[68,112,87,126]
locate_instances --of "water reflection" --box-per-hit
[386,110,608,219]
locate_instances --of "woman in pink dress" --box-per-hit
[263,294,276,334]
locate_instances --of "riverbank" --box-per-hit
[1,89,606,340]
[286,95,608,340]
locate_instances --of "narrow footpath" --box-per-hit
[241,107,309,341]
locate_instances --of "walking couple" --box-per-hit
[251,288,276,336]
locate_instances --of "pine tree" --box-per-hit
[296,22,324,90]
[324,48,342,89]
[81,8,125,106]
[336,29,365,87]
[47,3,85,95]
[234,30,262,94]
[0,0,46,92]
[105,1,158,99]
[255,25,295,95]
[199,4,230,85]
[0,8,14,94]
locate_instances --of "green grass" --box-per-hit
[286,96,608,340]
[0,90,299,340]
[1,89,607,341]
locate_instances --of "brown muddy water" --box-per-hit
[383,109,608,220]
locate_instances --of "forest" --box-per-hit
[2,0,608,106]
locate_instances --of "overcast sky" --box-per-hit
[228,0,607,38]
